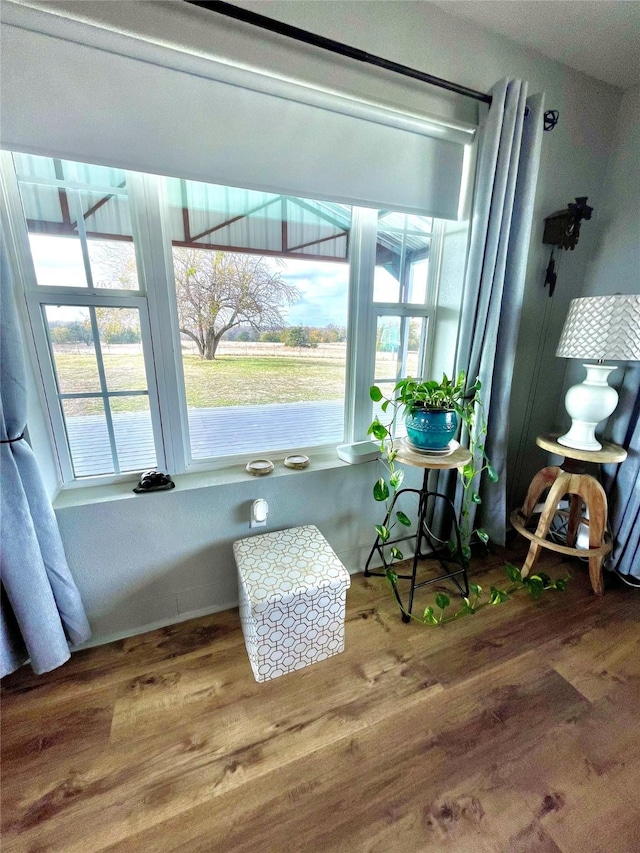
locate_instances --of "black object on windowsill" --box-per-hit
[133,470,175,493]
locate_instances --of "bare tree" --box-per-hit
[173,249,299,360]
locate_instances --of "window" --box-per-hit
[164,178,351,459]
[371,212,438,438]
[1,152,461,483]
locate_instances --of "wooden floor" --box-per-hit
[2,543,639,852]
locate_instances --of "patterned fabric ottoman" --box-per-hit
[233,525,351,683]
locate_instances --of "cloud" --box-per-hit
[266,258,349,327]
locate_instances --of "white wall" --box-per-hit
[5,0,625,644]
[55,462,402,642]
[581,84,640,300]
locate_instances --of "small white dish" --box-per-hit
[246,459,274,476]
[284,454,310,470]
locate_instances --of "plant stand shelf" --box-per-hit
[364,440,472,622]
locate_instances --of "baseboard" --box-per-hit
[73,599,238,652]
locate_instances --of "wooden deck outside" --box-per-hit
[66,400,344,477]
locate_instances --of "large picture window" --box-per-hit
[2,151,461,483]
[164,178,351,458]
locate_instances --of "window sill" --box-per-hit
[52,447,359,510]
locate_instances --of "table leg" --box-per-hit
[521,466,562,522]
[522,472,572,577]
[574,476,607,596]
[364,473,469,620]
[566,495,583,547]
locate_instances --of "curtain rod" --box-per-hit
[183,0,493,106]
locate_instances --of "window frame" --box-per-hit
[37,293,162,479]
[1,151,451,486]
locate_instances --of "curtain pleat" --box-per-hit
[439,79,545,545]
[0,243,91,677]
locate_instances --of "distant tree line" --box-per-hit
[225,323,347,348]
[49,318,347,350]
[48,311,141,346]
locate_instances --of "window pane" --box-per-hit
[406,318,425,376]
[29,233,88,288]
[374,316,426,385]
[44,306,100,393]
[45,303,155,477]
[64,393,156,478]
[87,239,139,291]
[112,399,157,472]
[168,179,351,460]
[374,212,432,304]
[81,191,134,239]
[373,263,401,303]
[165,178,350,260]
[63,390,157,478]
[16,155,138,290]
[406,257,429,305]
[177,251,349,458]
[96,308,146,391]
[375,317,401,382]
[13,152,126,187]
[63,398,115,478]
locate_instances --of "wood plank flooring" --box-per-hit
[2,543,639,852]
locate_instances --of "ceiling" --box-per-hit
[429,1,640,90]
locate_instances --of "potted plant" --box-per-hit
[368,371,497,561]
[371,371,474,452]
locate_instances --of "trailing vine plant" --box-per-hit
[367,371,496,567]
[399,563,570,627]
[366,371,570,622]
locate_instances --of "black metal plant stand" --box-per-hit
[364,468,470,622]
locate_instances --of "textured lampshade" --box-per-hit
[556,294,640,451]
[556,294,640,361]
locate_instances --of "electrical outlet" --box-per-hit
[250,498,268,528]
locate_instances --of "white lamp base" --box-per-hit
[558,363,618,451]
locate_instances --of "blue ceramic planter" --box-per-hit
[405,407,458,451]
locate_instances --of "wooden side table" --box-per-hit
[364,439,472,621]
[510,434,627,595]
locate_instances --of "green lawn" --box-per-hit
[53,350,347,416]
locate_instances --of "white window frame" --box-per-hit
[0,151,450,486]
[37,293,163,479]
[0,151,167,483]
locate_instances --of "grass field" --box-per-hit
[53,345,347,416]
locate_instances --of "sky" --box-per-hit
[263,257,348,327]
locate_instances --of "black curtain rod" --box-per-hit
[183,0,493,106]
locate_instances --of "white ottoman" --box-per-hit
[233,525,351,683]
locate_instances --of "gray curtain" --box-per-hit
[1,244,91,677]
[602,364,640,578]
[444,79,545,545]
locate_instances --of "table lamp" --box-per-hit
[555,294,640,451]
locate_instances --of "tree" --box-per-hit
[173,249,299,360]
[324,323,347,343]
[283,326,316,348]
[89,240,138,289]
[49,320,92,346]
[260,330,284,343]
[95,307,141,344]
